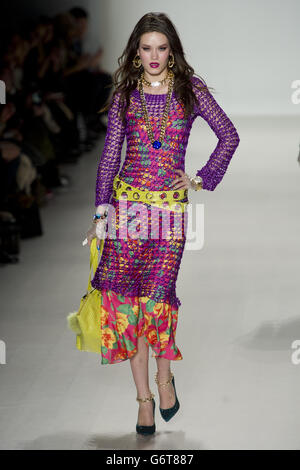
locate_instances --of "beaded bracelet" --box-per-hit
[93,211,108,224]
[187,175,203,191]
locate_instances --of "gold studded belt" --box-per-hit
[112,175,188,212]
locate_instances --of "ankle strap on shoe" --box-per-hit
[136,391,155,403]
[154,372,174,387]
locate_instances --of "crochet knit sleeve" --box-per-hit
[192,76,240,191]
[95,91,126,206]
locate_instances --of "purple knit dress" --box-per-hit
[91,76,240,364]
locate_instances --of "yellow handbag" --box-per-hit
[67,237,105,354]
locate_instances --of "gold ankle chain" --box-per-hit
[154,372,174,387]
[136,391,155,403]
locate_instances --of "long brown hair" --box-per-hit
[98,12,215,123]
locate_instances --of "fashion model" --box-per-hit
[86,12,240,435]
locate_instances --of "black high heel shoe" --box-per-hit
[155,372,180,422]
[136,391,156,435]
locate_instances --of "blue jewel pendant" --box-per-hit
[153,140,162,149]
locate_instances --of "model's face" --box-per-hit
[137,32,171,77]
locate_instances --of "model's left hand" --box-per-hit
[170,169,192,190]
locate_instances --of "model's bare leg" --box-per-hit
[155,357,176,408]
[130,335,154,426]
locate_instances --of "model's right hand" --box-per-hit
[87,205,108,247]
[86,223,97,247]
[86,221,107,249]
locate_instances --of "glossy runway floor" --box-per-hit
[0,116,300,450]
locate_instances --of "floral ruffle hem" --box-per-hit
[99,289,183,365]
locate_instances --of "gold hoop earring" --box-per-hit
[133,54,142,69]
[168,53,175,68]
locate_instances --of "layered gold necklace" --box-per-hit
[138,69,174,150]
[141,73,169,88]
